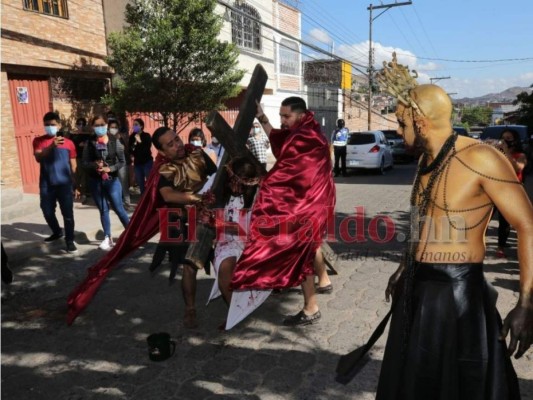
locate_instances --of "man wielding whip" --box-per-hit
[339,53,532,399]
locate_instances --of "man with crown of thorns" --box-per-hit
[372,53,532,399]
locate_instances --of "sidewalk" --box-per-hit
[1,194,139,265]
[0,153,277,264]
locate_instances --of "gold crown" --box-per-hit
[376,52,421,113]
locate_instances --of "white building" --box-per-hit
[216,0,305,127]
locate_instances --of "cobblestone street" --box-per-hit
[2,163,532,399]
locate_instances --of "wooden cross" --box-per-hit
[185,64,338,275]
[184,64,268,269]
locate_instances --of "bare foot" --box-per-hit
[183,308,198,329]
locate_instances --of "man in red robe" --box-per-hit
[230,97,336,326]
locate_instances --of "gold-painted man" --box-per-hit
[376,54,532,399]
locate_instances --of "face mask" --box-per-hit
[254,127,261,134]
[504,140,514,147]
[109,128,119,135]
[45,126,58,136]
[211,138,219,145]
[94,126,107,137]
[192,140,202,147]
[133,125,142,133]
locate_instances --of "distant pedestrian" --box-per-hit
[331,118,349,177]
[71,117,91,204]
[108,119,132,211]
[128,118,153,194]
[33,111,78,253]
[83,116,130,250]
[207,135,225,167]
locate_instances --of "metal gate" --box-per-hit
[8,75,52,193]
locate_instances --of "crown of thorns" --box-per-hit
[376,52,421,113]
[225,159,261,186]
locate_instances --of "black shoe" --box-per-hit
[316,284,333,294]
[283,310,321,326]
[66,242,78,254]
[44,232,63,242]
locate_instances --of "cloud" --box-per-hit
[308,28,332,45]
[331,39,533,97]
[442,75,533,98]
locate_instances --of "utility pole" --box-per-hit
[367,1,412,130]
[430,76,451,84]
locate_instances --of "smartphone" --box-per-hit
[56,130,64,137]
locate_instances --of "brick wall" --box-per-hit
[276,1,301,92]
[1,0,109,71]
[276,1,300,38]
[1,70,22,188]
[279,75,300,92]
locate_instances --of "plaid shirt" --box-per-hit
[247,133,270,163]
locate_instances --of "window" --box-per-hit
[279,39,299,75]
[231,3,261,51]
[23,0,68,18]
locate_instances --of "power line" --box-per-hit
[217,0,368,74]
[392,52,533,63]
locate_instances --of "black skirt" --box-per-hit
[376,263,520,400]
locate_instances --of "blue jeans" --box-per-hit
[117,165,131,205]
[89,177,130,237]
[40,183,75,242]
[134,160,153,194]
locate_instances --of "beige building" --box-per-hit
[1,0,305,200]
[1,0,111,196]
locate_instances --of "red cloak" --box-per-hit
[231,111,336,290]
[67,149,215,325]
[66,155,168,325]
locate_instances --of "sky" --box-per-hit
[298,0,533,98]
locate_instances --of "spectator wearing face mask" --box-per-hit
[33,112,78,253]
[128,118,153,194]
[246,122,270,170]
[83,115,130,250]
[189,128,217,194]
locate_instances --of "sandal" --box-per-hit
[283,310,321,326]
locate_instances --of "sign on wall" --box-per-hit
[16,87,29,104]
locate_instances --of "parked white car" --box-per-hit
[346,131,394,174]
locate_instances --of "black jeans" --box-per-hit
[40,183,75,242]
[334,146,347,175]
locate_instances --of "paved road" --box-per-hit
[2,163,532,399]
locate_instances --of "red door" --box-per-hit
[8,75,51,193]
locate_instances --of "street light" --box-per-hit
[367,1,412,130]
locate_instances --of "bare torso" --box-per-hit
[414,136,517,263]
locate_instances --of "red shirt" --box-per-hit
[33,135,76,187]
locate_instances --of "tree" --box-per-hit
[104,0,244,131]
[513,85,533,131]
[460,105,492,127]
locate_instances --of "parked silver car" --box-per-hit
[383,129,415,163]
[346,131,394,174]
